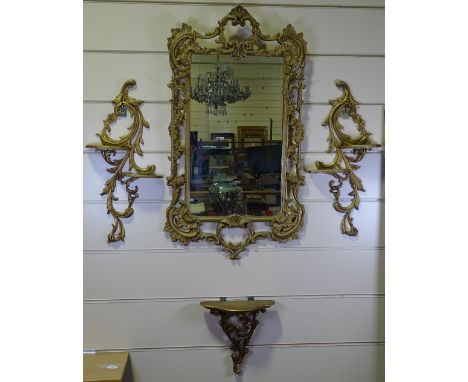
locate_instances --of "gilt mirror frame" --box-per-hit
[165,5,307,259]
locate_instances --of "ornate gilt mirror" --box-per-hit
[165,6,307,259]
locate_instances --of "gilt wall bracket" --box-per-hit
[86,79,163,243]
[201,299,275,374]
[305,80,380,236]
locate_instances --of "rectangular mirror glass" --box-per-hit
[189,54,284,217]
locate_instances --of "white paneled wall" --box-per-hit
[83,1,384,381]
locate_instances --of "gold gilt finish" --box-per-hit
[200,300,275,313]
[305,80,380,236]
[165,5,307,259]
[201,299,275,374]
[86,80,163,243]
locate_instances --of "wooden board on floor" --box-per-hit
[84,352,129,382]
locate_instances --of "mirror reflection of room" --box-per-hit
[189,54,283,217]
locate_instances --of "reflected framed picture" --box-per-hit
[238,126,267,148]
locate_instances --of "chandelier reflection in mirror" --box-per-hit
[191,56,251,115]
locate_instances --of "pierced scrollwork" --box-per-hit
[218,311,260,374]
[86,79,163,243]
[200,299,275,374]
[200,215,271,260]
[305,80,380,236]
[165,5,307,258]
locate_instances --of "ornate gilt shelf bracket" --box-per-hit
[200,299,275,374]
[86,79,163,243]
[305,80,380,236]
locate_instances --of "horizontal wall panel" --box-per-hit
[87,0,385,6]
[84,3,384,55]
[83,198,384,251]
[84,248,384,299]
[83,151,384,201]
[101,345,384,382]
[84,296,383,349]
[83,53,172,102]
[84,53,384,103]
[83,103,384,152]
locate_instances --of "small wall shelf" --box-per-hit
[305,80,380,236]
[86,79,163,243]
[200,299,275,374]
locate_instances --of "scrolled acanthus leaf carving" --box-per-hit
[219,312,260,374]
[306,79,381,236]
[86,80,163,243]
